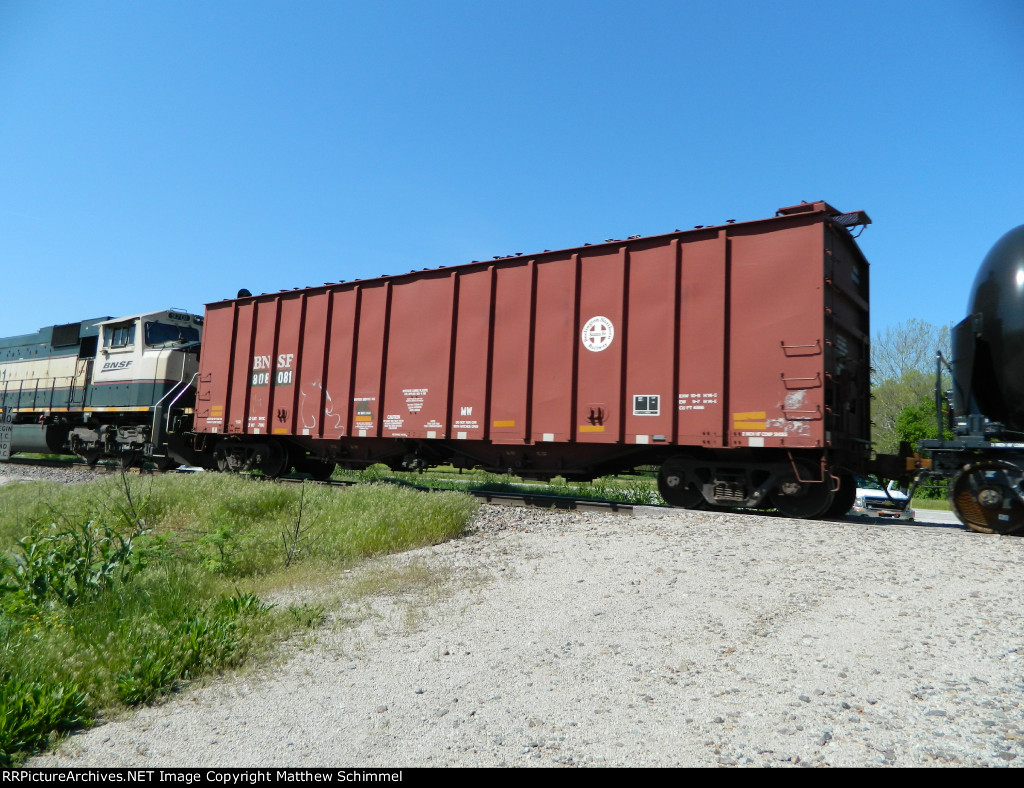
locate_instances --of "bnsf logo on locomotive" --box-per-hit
[251,353,295,386]
[101,360,133,371]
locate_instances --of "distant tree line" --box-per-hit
[870,318,952,457]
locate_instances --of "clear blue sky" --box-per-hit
[1,0,1021,339]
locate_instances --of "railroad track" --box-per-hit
[274,474,639,515]
[1,456,640,514]
[3,457,965,528]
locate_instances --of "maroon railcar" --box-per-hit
[192,201,872,518]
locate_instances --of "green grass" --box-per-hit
[0,473,478,764]
[335,464,667,505]
[910,496,951,510]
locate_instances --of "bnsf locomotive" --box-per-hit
[4,201,1018,531]
[0,311,203,469]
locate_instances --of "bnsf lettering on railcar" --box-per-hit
[251,353,295,386]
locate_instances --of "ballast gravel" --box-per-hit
[21,495,1024,768]
[0,462,98,486]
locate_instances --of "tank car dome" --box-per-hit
[966,223,1024,431]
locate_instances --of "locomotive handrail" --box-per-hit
[164,373,199,431]
[153,354,195,409]
[153,377,189,409]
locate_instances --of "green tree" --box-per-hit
[895,394,953,446]
[870,319,951,455]
[871,318,951,386]
[871,369,934,455]
[894,394,953,499]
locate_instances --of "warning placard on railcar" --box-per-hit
[0,410,12,460]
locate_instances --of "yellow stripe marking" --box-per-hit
[734,421,767,430]
[578,425,605,433]
[733,411,766,421]
[492,420,515,428]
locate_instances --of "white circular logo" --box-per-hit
[581,316,614,352]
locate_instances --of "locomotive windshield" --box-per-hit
[145,322,200,347]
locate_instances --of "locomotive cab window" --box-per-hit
[145,322,200,347]
[103,323,136,349]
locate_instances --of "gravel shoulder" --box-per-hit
[24,500,1024,768]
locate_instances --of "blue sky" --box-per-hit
[1,0,1022,340]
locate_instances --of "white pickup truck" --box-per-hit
[850,478,915,521]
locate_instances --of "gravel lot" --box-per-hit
[17,489,1024,769]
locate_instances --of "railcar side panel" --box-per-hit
[676,233,727,446]
[245,300,280,436]
[728,221,826,449]
[624,242,677,446]
[382,273,455,440]
[448,269,492,443]
[321,288,358,440]
[575,248,625,444]
[194,306,233,433]
[489,265,532,445]
[351,284,390,438]
[295,291,329,439]
[225,303,255,434]
[531,256,577,444]
[270,295,303,436]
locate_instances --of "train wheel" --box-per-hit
[770,460,834,519]
[80,451,101,468]
[118,451,138,470]
[823,471,858,518]
[258,441,290,478]
[950,461,1024,535]
[657,460,706,509]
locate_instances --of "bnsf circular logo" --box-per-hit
[581,316,614,352]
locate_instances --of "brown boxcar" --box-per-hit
[192,200,872,518]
